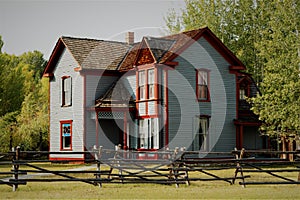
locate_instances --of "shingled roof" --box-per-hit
[44,27,245,77]
[95,79,135,108]
[118,28,205,71]
[61,37,131,70]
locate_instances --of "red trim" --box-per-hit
[163,61,178,67]
[47,80,51,153]
[60,120,73,151]
[49,157,85,162]
[239,125,243,150]
[83,75,86,154]
[202,30,246,69]
[43,38,65,77]
[230,65,245,71]
[95,110,99,147]
[154,66,159,114]
[145,69,149,114]
[164,69,169,147]
[138,114,161,119]
[234,120,262,126]
[236,125,240,149]
[123,112,128,149]
[163,28,246,70]
[235,74,239,119]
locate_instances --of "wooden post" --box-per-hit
[233,147,246,187]
[94,145,102,188]
[12,146,20,192]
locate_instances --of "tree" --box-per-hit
[166,0,300,149]
[0,36,3,53]
[165,0,267,83]
[250,1,300,139]
[0,37,49,151]
[15,78,49,151]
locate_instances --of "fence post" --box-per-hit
[12,146,20,192]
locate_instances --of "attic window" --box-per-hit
[62,76,72,106]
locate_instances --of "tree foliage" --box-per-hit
[166,0,300,138]
[250,1,300,136]
[0,39,48,152]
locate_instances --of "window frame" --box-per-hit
[194,116,210,151]
[138,71,146,100]
[138,118,159,150]
[148,69,155,99]
[196,69,210,102]
[61,76,72,107]
[60,120,73,150]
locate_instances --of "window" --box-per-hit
[197,70,209,101]
[60,120,72,150]
[194,117,209,151]
[62,76,72,106]
[239,88,246,100]
[148,69,155,99]
[138,68,156,100]
[139,71,146,100]
[139,118,159,149]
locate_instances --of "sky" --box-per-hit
[0,0,185,59]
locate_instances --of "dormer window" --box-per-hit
[197,69,210,101]
[62,76,72,106]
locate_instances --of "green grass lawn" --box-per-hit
[1,164,300,199]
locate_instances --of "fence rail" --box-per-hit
[0,147,300,191]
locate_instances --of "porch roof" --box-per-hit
[95,80,135,108]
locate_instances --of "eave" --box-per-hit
[42,38,65,77]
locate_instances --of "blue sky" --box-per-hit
[0,0,185,59]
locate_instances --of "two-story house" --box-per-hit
[43,27,264,161]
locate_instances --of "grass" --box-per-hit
[0,164,300,199]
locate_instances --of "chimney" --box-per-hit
[126,32,134,44]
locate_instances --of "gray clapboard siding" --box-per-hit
[85,75,118,149]
[49,48,84,158]
[168,37,237,152]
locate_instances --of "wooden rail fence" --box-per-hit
[0,147,300,191]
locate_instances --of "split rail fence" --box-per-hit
[1,147,300,191]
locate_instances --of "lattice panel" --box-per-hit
[98,111,124,119]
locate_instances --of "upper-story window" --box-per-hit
[138,68,156,100]
[197,69,210,101]
[62,76,72,106]
[148,69,155,99]
[139,71,146,100]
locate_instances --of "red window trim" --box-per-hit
[136,65,159,117]
[60,120,73,151]
[196,69,210,102]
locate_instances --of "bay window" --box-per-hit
[139,118,159,149]
[148,69,155,99]
[139,71,146,100]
